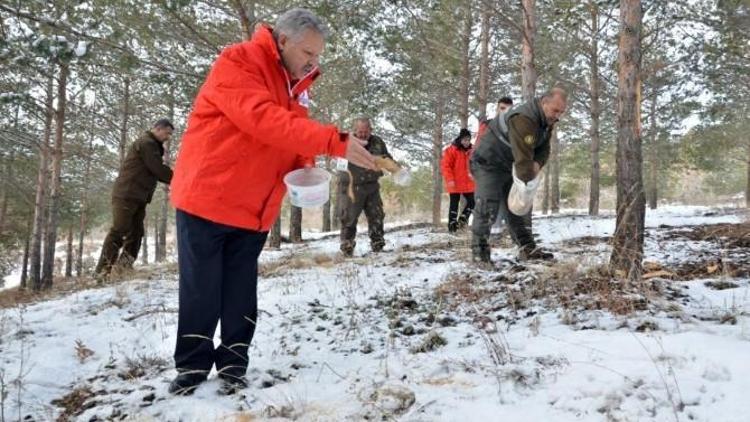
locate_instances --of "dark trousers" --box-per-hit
[95,198,146,275]
[174,209,268,379]
[339,182,385,253]
[448,192,475,225]
[470,163,534,255]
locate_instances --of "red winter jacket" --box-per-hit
[170,26,348,231]
[441,144,475,194]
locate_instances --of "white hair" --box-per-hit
[273,8,329,41]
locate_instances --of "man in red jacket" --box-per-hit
[168,8,377,395]
[441,128,475,233]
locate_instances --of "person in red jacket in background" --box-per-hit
[475,96,514,149]
[168,8,377,396]
[441,128,476,233]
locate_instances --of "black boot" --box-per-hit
[472,246,492,264]
[448,220,459,233]
[218,374,249,395]
[518,245,554,261]
[457,215,469,230]
[168,372,207,396]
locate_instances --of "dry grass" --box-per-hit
[533,261,653,315]
[0,264,174,310]
[50,386,97,421]
[259,252,337,277]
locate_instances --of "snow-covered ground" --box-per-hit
[0,205,748,421]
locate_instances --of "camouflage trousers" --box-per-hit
[338,182,385,255]
[470,163,534,258]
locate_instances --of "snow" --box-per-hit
[0,206,748,421]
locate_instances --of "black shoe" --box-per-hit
[218,375,248,395]
[168,372,207,396]
[472,247,492,264]
[457,216,469,229]
[448,221,458,233]
[518,245,554,261]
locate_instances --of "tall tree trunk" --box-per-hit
[477,7,491,120]
[610,0,645,282]
[65,226,73,277]
[20,218,31,289]
[541,168,550,215]
[647,92,659,210]
[0,105,18,234]
[332,173,341,231]
[521,0,538,102]
[458,1,472,128]
[268,217,281,249]
[157,87,175,262]
[588,0,602,216]
[77,136,92,277]
[432,94,445,226]
[142,213,149,265]
[119,77,131,167]
[28,73,55,290]
[41,62,69,290]
[550,129,560,213]
[290,206,302,243]
[746,140,750,208]
[231,0,255,39]
[154,210,160,261]
[322,158,332,232]
[0,151,10,234]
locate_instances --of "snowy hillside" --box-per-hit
[0,206,748,421]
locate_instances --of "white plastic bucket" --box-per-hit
[283,167,332,208]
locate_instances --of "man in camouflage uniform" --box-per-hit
[338,117,392,257]
[95,119,174,278]
[470,88,567,263]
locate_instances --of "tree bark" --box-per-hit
[28,72,55,290]
[20,218,31,289]
[521,0,538,102]
[290,206,302,243]
[332,173,341,231]
[268,217,281,249]
[77,135,92,277]
[119,77,131,167]
[322,158,332,232]
[588,0,602,216]
[65,226,73,278]
[541,168,550,215]
[550,129,560,213]
[432,93,445,227]
[610,0,645,282]
[458,1,472,128]
[647,91,659,210]
[41,62,69,289]
[157,86,175,262]
[0,151,9,234]
[142,213,149,265]
[477,7,491,121]
[231,0,255,40]
[746,140,750,208]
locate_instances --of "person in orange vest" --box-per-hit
[168,8,377,395]
[441,128,475,232]
[475,96,514,149]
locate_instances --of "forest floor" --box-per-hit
[1,205,748,421]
